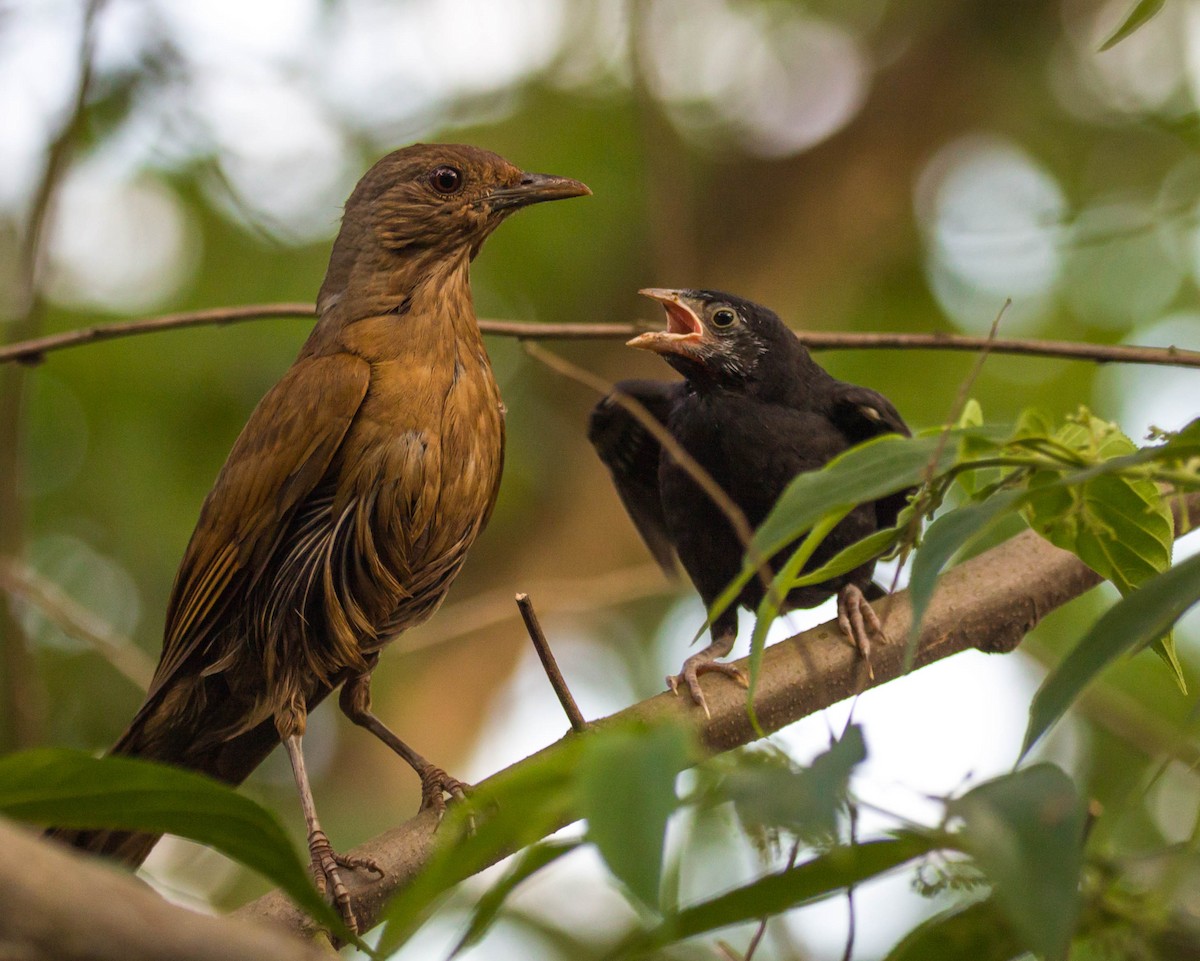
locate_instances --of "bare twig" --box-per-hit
[840,805,859,961]
[397,563,677,654]
[744,841,801,961]
[0,0,107,749]
[515,593,588,734]
[0,558,155,691]
[235,492,1200,939]
[0,303,317,365]
[4,303,1200,369]
[522,341,776,602]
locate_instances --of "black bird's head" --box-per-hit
[628,288,800,389]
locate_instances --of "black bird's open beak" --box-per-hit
[487,172,591,211]
[628,288,706,357]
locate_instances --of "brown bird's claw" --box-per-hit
[306,827,377,934]
[837,584,886,680]
[667,656,748,719]
[418,766,472,817]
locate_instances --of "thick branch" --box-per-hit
[234,492,1200,939]
[0,820,333,961]
[3,303,1200,369]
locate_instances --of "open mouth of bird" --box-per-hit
[627,288,704,353]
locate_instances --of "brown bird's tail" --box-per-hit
[43,689,308,868]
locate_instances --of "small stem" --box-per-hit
[515,593,588,734]
[4,304,1200,369]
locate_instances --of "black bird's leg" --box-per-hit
[280,722,380,934]
[836,583,886,678]
[339,670,470,815]
[667,626,749,719]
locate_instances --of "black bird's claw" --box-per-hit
[667,654,748,719]
[837,583,886,679]
[306,828,380,934]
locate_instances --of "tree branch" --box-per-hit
[0,819,334,961]
[3,303,1199,369]
[233,491,1200,939]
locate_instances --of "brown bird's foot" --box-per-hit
[837,583,886,679]
[306,827,382,934]
[417,764,471,817]
[666,633,747,719]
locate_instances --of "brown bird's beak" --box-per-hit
[486,172,591,211]
[628,288,705,356]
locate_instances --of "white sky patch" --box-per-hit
[915,134,1066,335]
[644,0,868,156]
[45,161,198,313]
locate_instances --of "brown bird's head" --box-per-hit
[628,288,804,390]
[319,143,589,315]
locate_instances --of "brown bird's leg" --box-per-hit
[837,583,886,678]
[339,671,469,816]
[281,732,380,934]
[667,629,749,719]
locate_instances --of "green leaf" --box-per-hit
[579,720,693,909]
[1023,548,1200,756]
[726,725,867,844]
[0,749,345,936]
[746,506,850,706]
[1024,416,1183,687]
[707,428,999,633]
[883,897,1025,961]
[948,765,1086,961]
[1099,0,1166,51]
[449,840,580,958]
[377,737,583,953]
[906,489,1026,665]
[615,834,936,956]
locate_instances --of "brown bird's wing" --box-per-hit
[828,381,912,530]
[145,353,372,708]
[588,379,683,576]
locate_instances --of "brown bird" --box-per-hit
[49,144,589,930]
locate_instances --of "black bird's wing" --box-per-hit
[828,381,913,530]
[829,383,910,441]
[588,379,683,576]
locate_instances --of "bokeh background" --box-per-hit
[3,0,1200,958]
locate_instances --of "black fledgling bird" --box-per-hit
[589,289,910,715]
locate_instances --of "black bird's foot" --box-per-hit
[837,583,886,679]
[306,828,381,934]
[667,636,748,719]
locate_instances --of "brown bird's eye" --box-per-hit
[711,308,738,328]
[429,165,463,194]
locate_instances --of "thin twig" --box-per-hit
[0,0,107,750]
[841,804,860,961]
[515,593,588,734]
[4,302,1200,368]
[396,563,677,654]
[522,342,775,604]
[743,841,802,961]
[888,299,1010,675]
[0,558,155,691]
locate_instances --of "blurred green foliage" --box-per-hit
[3,0,1200,958]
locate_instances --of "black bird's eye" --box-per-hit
[429,165,464,194]
[711,307,738,328]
